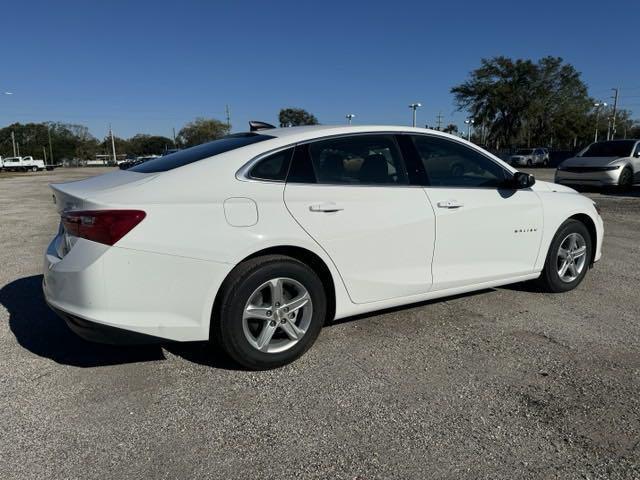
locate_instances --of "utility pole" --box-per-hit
[594,102,606,142]
[609,88,619,140]
[43,146,47,163]
[345,113,356,125]
[435,111,443,131]
[408,103,422,127]
[47,125,54,165]
[109,124,117,164]
[225,104,231,130]
[11,130,16,157]
[172,127,177,148]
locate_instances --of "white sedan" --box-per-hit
[43,125,603,369]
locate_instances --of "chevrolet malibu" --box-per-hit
[44,125,603,369]
[555,139,640,190]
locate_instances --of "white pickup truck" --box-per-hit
[1,156,46,172]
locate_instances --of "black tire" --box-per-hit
[211,255,327,370]
[618,167,633,192]
[537,219,592,293]
[527,159,533,167]
[543,159,549,167]
[31,166,38,172]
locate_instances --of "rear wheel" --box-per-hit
[31,166,38,172]
[537,219,592,292]
[527,159,533,167]
[543,159,549,167]
[212,255,326,370]
[618,167,633,192]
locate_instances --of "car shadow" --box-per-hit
[328,288,495,327]
[1,274,166,368]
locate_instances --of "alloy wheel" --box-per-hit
[242,277,313,353]
[556,232,587,283]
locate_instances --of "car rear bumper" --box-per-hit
[43,232,231,342]
[555,169,620,186]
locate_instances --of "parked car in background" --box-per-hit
[44,125,604,369]
[555,139,640,191]
[1,156,46,172]
[118,155,161,170]
[510,148,549,167]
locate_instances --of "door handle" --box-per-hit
[437,200,464,209]
[309,202,344,213]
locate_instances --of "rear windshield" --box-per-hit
[580,140,635,158]
[130,133,273,173]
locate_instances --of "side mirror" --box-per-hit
[512,171,535,189]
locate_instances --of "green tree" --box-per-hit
[278,108,319,127]
[442,123,458,134]
[177,118,230,147]
[128,134,174,155]
[451,56,593,149]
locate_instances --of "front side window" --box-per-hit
[307,135,408,185]
[412,135,507,188]
[249,148,293,181]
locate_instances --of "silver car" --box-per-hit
[555,140,640,191]
[510,148,549,167]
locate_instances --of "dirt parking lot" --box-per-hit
[1,167,639,479]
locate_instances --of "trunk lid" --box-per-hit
[50,170,157,213]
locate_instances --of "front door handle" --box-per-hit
[437,200,464,209]
[309,202,344,213]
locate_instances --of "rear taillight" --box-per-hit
[61,210,146,246]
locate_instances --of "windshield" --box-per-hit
[130,133,273,173]
[580,140,635,158]
[516,149,533,155]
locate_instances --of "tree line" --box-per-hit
[0,118,231,162]
[1,56,638,160]
[451,56,639,150]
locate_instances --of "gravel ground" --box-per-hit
[1,167,639,480]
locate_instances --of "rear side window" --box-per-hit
[249,148,293,181]
[306,135,408,185]
[412,135,507,188]
[130,133,273,173]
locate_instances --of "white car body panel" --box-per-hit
[284,184,435,303]
[43,125,604,342]
[424,187,543,290]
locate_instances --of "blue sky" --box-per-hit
[1,0,639,139]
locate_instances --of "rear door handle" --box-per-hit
[437,200,464,209]
[309,202,344,213]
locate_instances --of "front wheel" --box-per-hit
[618,167,633,192]
[537,219,592,293]
[212,255,327,370]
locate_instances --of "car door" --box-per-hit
[410,135,543,291]
[284,133,435,304]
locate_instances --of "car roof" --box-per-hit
[260,124,463,143]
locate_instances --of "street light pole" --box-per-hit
[464,118,475,141]
[408,103,422,127]
[345,114,356,125]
